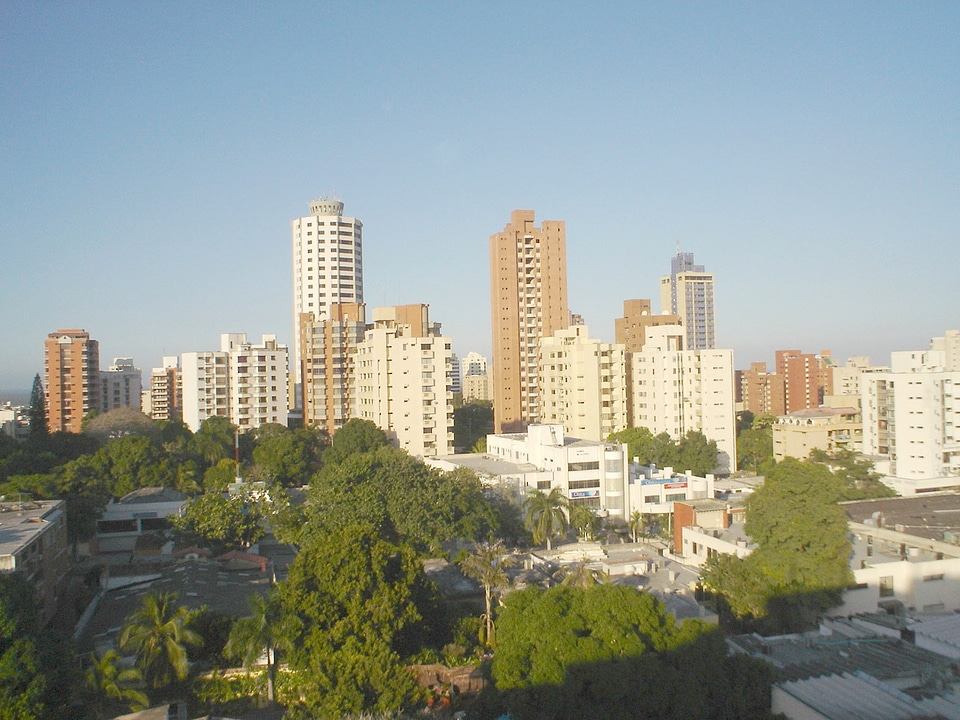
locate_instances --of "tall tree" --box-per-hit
[703,458,853,632]
[322,418,388,466]
[171,492,265,551]
[120,592,202,689]
[459,541,517,648]
[569,505,596,540]
[27,374,47,440]
[0,574,48,719]
[225,592,298,704]
[523,488,569,551]
[189,416,236,466]
[278,523,426,719]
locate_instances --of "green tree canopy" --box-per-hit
[277,524,428,719]
[304,446,499,553]
[252,426,327,486]
[189,416,236,466]
[171,492,265,551]
[453,401,493,452]
[703,458,853,632]
[676,431,719,477]
[0,574,48,719]
[322,418,388,466]
[83,408,159,444]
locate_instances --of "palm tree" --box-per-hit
[120,592,202,689]
[224,592,299,703]
[523,488,569,551]
[86,649,149,716]
[459,541,518,649]
[552,562,610,588]
[569,505,596,541]
[629,510,643,543]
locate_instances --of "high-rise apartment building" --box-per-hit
[460,352,492,403]
[354,305,455,458]
[489,210,568,433]
[538,325,627,442]
[614,299,680,354]
[291,198,363,389]
[862,331,960,489]
[148,357,181,422]
[660,252,715,351]
[299,303,367,436]
[629,325,737,473]
[181,334,288,432]
[100,358,142,414]
[736,361,787,416]
[44,329,100,433]
[775,349,832,412]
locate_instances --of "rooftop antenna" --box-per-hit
[675,238,682,256]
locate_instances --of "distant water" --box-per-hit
[0,391,30,406]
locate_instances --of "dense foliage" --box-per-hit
[488,584,774,720]
[607,427,719,476]
[703,458,853,632]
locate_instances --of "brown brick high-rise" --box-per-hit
[490,210,568,434]
[44,329,100,433]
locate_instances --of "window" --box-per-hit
[879,575,894,598]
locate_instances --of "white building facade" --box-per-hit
[538,325,628,442]
[100,357,142,414]
[291,198,363,387]
[629,325,737,473]
[486,424,629,522]
[861,331,960,493]
[353,305,455,458]
[181,334,288,432]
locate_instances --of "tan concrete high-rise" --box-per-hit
[44,329,100,433]
[300,303,366,436]
[490,210,568,433]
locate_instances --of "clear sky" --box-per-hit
[1,2,958,393]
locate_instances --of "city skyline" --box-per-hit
[2,3,958,392]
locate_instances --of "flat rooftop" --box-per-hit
[842,493,960,543]
[0,500,64,558]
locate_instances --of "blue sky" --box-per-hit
[1,2,958,393]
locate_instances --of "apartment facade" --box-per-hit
[44,328,100,433]
[291,198,363,388]
[659,252,715,351]
[299,303,366,436]
[629,325,737,473]
[538,325,628,442]
[353,305,455,458]
[736,361,787,416]
[100,357,142,414]
[862,332,960,490]
[489,210,568,433]
[181,333,288,432]
[772,406,862,461]
[148,356,182,422]
[776,349,832,413]
[461,351,492,403]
